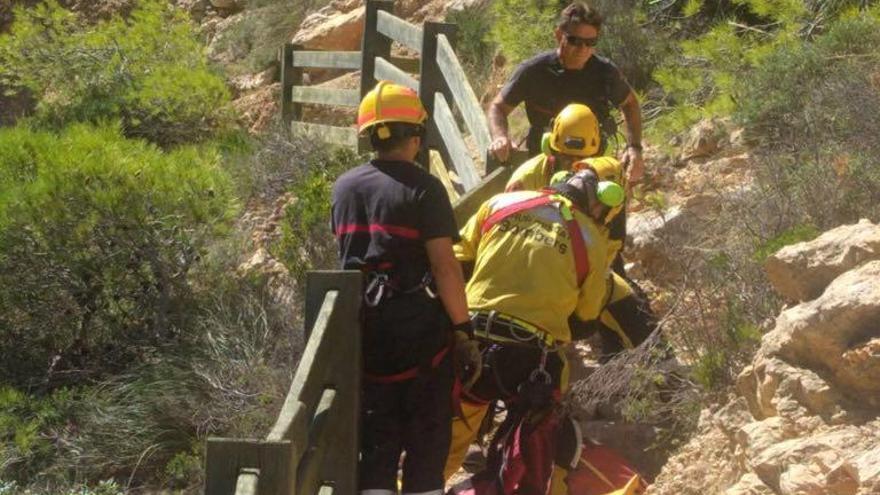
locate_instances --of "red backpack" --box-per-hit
[446,407,647,495]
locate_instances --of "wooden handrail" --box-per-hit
[436,34,491,156]
[205,272,361,495]
[291,51,361,69]
[376,9,423,52]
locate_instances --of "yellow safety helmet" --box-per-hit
[357,81,427,137]
[574,156,627,224]
[543,103,601,157]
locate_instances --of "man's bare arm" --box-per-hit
[618,90,645,185]
[488,94,516,162]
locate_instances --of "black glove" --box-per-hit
[452,321,482,390]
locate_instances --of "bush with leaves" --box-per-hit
[270,132,364,280]
[648,0,876,141]
[445,3,498,98]
[0,123,237,389]
[1,233,301,490]
[490,0,557,66]
[0,0,232,147]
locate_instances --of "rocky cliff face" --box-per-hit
[648,220,880,495]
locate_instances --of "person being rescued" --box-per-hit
[504,103,656,362]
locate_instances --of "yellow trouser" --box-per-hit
[444,349,570,493]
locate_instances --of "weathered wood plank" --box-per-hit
[291,122,358,148]
[376,10,423,52]
[433,92,481,190]
[374,57,418,91]
[280,43,303,127]
[291,87,359,107]
[436,34,491,156]
[204,439,292,495]
[295,388,337,494]
[300,271,362,495]
[485,148,529,174]
[292,50,360,69]
[361,1,393,153]
[417,22,457,169]
[265,400,306,495]
[234,468,259,495]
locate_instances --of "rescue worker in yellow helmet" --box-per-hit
[506,103,602,191]
[508,131,659,362]
[506,103,626,274]
[444,168,625,484]
[332,81,479,495]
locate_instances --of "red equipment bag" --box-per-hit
[446,407,647,495]
[565,440,647,495]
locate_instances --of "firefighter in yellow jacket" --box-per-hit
[444,168,625,481]
[505,111,658,362]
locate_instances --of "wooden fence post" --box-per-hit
[280,43,304,129]
[360,0,394,154]
[417,21,457,169]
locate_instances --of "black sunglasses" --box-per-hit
[564,33,599,48]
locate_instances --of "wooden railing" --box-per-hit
[204,272,362,495]
[279,0,520,195]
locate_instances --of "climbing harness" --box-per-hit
[363,268,436,307]
[470,310,557,348]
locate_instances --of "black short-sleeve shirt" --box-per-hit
[331,159,460,288]
[500,51,632,154]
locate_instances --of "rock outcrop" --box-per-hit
[765,219,880,302]
[648,225,880,495]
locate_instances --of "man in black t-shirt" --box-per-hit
[488,2,646,186]
[331,81,477,495]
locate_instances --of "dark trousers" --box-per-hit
[359,293,453,492]
[466,343,565,405]
[360,355,454,492]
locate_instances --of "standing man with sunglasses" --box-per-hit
[488,2,645,186]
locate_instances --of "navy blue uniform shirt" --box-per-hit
[331,159,460,288]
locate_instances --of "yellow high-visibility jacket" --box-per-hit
[506,154,555,193]
[506,154,624,268]
[455,190,610,343]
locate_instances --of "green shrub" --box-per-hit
[735,9,880,229]
[752,224,820,262]
[590,0,666,91]
[0,0,232,147]
[270,133,364,280]
[1,259,300,490]
[0,387,79,482]
[490,0,556,65]
[0,479,122,495]
[445,3,497,97]
[648,0,877,143]
[0,123,237,388]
